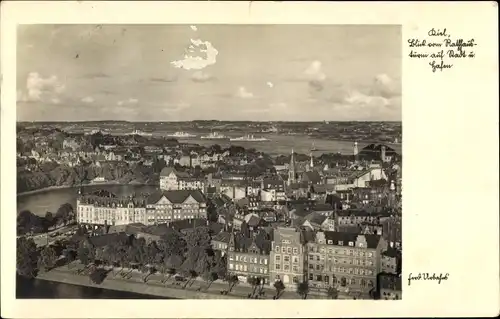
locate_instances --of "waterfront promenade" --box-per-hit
[37,262,344,300]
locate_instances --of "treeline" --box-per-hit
[17,160,164,193]
[17,203,74,236]
[17,226,238,291]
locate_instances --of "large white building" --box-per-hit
[76,189,207,226]
[159,167,206,192]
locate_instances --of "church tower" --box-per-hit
[307,151,314,172]
[288,149,297,185]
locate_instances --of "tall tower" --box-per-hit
[353,141,359,162]
[288,149,297,185]
[308,151,314,171]
[381,145,387,163]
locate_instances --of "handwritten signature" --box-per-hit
[407,272,449,286]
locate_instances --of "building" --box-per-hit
[377,272,402,300]
[227,232,272,284]
[380,248,401,274]
[145,190,207,224]
[287,150,297,186]
[159,167,205,191]
[76,190,147,227]
[305,231,387,298]
[76,189,207,227]
[269,227,306,288]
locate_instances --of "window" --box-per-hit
[309,273,313,280]
[284,256,290,262]
[229,263,234,270]
[264,259,268,265]
[282,247,286,253]
[316,255,320,261]
[338,241,343,246]
[309,255,314,260]
[328,248,333,254]
[275,255,281,261]
[320,247,325,253]
[293,276,299,283]
[367,252,373,257]
[275,264,281,270]
[284,265,290,271]
[293,248,298,254]
[292,265,298,272]
[275,245,280,252]
[358,242,364,248]
[309,264,314,269]
[292,256,299,264]
[350,278,356,285]
[287,247,292,254]
[235,256,239,261]
[327,240,333,244]
[316,265,320,270]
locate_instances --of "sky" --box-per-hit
[17,24,401,122]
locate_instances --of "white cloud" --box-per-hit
[81,96,94,103]
[191,70,214,82]
[236,86,254,99]
[267,82,274,88]
[371,73,401,98]
[171,38,219,70]
[344,90,390,108]
[304,60,326,82]
[19,72,65,103]
[117,98,138,106]
[190,25,198,31]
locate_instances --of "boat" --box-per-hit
[200,131,229,140]
[230,134,270,142]
[167,132,197,138]
[129,129,152,136]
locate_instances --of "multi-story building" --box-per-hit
[76,189,207,227]
[76,190,147,227]
[159,167,205,192]
[380,248,401,274]
[269,227,306,288]
[145,189,207,224]
[377,272,402,300]
[227,232,271,284]
[305,231,387,298]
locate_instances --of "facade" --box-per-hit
[159,167,205,192]
[269,227,306,288]
[227,233,271,284]
[377,272,402,300]
[305,231,387,297]
[145,190,207,224]
[77,189,207,226]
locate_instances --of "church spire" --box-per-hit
[288,148,296,185]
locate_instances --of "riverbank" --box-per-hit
[36,267,240,299]
[17,182,156,197]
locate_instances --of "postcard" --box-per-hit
[1,1,498,318]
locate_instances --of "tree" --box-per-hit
[17,237,39,278]
[63,248,77,268]
[164,254,183,283]
[202,271,218,290]
[44,212,54,231]
[89,268,107,285]
[273,280,285,299]
[77,246,91,266]
[184,226,212,249]
[227,274,239,292]
[17,210,43,235]
[327,286,339,299]
[296,282,309,299]
[56,203,74,226]
[38,245,57,272]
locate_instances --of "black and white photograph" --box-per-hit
[15,23,403,300]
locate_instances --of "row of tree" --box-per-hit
[17,203,74,236]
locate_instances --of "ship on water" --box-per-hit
[129,129,153,136]
[200,131,229,140]
[230,134,270,142]
[260,126,279,133]
[167,132,197,138]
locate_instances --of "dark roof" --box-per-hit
[262,179,284,190]
[146,189,206,205]
[289,181,310,190]
[323,231,381,249]
[382,248,400,258]
[212,231,231,244]
[313,203,333,211]
[311,184,336,194]
[304,212,328,225]
[290,205,312,218]
[142,224,179,237]
[302,171,322,184]
[159,167,190,178]
[246,215,262,227]
[169,218,207,231]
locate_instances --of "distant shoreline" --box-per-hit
[17,182,155,197]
